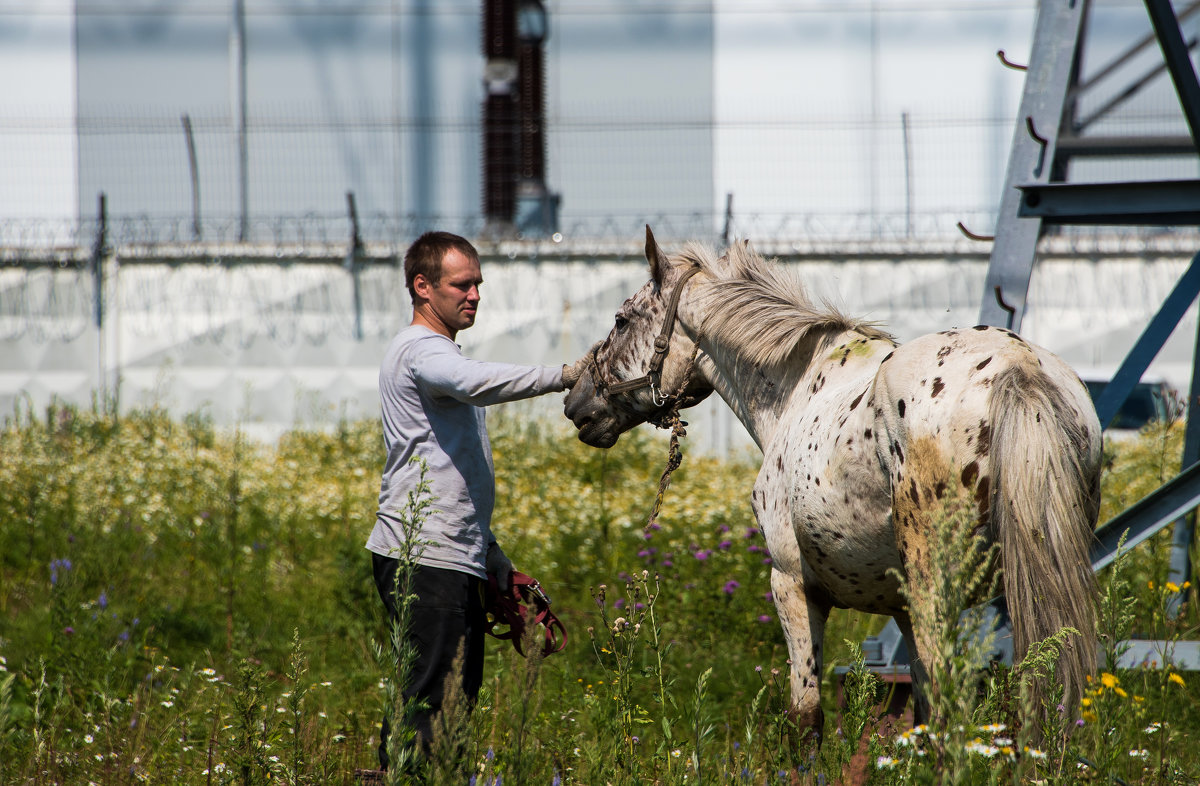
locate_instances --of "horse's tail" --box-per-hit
[988,360,1100,713]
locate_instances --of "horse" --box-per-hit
[564,226,1102,741]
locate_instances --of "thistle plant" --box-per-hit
[519,621,553,781]
[281,629,310,784]
[373,456,436,785]
[832,640,887,781]
[877,485,1018,785]
[686,666,716,784]
[587,569,666,779]
[229,658,272,785]
[424,644,474,785]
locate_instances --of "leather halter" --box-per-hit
[597,264,702,406]
[484,571,567,658]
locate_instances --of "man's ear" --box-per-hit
[412,273,431,301]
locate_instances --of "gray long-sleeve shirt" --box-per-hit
[366,325,565,578]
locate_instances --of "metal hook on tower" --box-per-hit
[1025,116,1049,178]
[994,286,1017,331]
[956,221,994,242]
[996,50,1027,71]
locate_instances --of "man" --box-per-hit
[365,230,587,769]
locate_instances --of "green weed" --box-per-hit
[0,402,1196,783]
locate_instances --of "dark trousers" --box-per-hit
[372,554,486,770]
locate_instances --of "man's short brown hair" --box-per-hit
[404,231,480,301]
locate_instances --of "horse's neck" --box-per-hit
[695,327,837,450]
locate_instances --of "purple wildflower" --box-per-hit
[49,558,73,586]
[723,580,740,595]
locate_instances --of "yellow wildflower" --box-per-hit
[1081,710,1098,723]
[1166,582,1181,593]
[1114,687,1128,699]
[1081,697,1092,707]
[1100,672,1119,689]
[1168,672,1186,687]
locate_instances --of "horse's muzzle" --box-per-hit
[563,372,621,448]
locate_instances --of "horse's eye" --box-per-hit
[614,315,628,330]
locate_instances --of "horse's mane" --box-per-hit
[678,240,894,368]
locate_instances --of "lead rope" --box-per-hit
[644,338,702,534]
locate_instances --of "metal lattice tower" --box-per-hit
[860,0,1200,689]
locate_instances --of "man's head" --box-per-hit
[404,231,480,300]
[405,231,483,339]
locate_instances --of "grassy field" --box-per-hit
[0,400,1197,784]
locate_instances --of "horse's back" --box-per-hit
[874,325,1099,479]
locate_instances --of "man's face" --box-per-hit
[417,249,482,336]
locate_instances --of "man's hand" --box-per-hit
[562,343,599,389]
[486,541,513,591]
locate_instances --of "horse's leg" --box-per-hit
[892,612,931,726]
[770,566,831,746]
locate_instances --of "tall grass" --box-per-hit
[0,401,1197,783]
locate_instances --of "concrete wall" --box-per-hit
[4,246,1196,456]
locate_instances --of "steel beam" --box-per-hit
[1089,251,1200,428]
[1116,639,1200,669]
[1145,0,1200,148]
[1092,459,1200,572]
[1056,134,1198,157]
[1017,179,1200,224]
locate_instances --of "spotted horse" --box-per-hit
[564,227,1102,742]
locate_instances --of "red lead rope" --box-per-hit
[483,571,568,658]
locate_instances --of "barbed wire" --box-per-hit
[7,210,1200,264]
[2,214,1197,349]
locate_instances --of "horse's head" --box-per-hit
[565,226,714,448]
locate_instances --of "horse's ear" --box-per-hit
[645,224,669,285]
